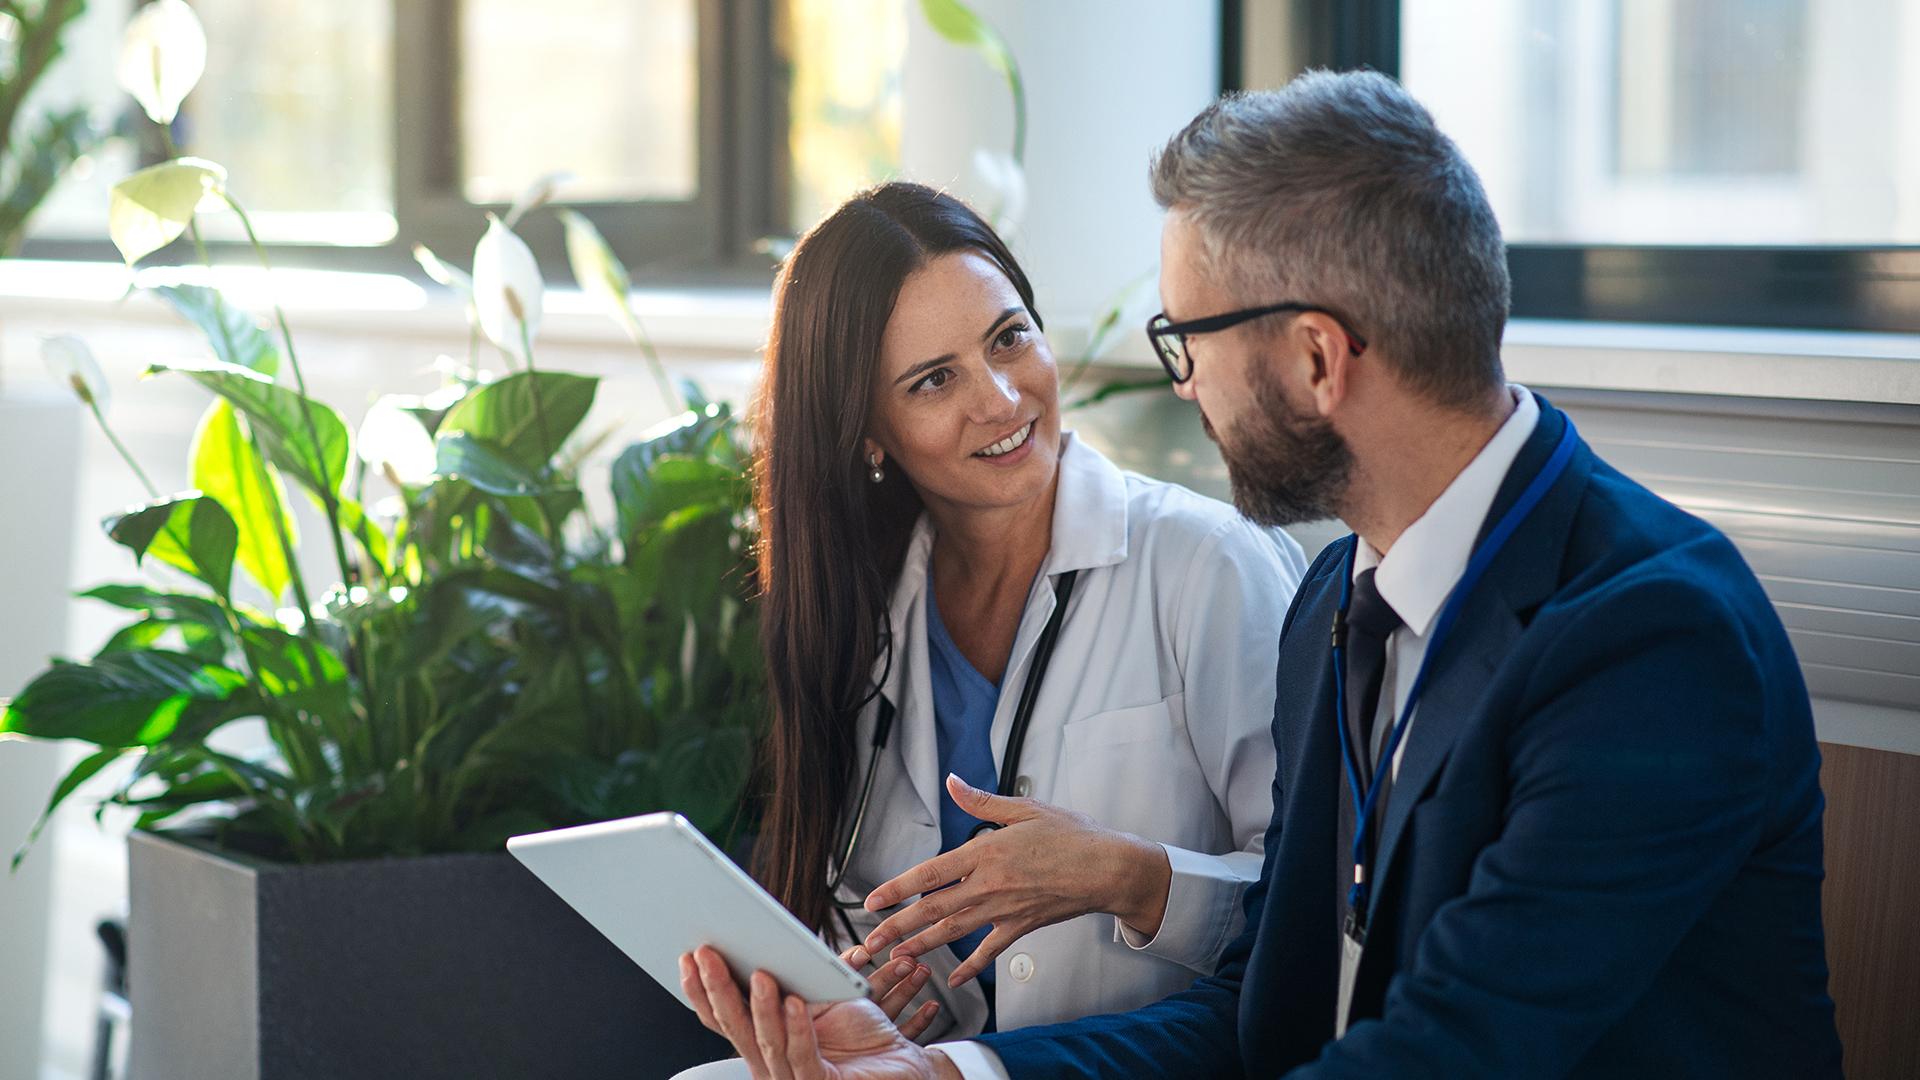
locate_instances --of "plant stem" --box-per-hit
[618,305,683,413]
[0,0,84,165]
[87,401,160,499]
[220,194,357,595]
[218,190,379,764]
[164,132,320,633]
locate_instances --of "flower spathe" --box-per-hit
[357,395,438,486]
[116,0,207,126]
[471,215,543,361]
[41,334,110,411]
[107,157,228,266]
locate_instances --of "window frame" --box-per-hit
[1224,0,1920,334]
[17,0,785,287]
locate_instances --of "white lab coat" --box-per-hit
[830,433,1306,1040]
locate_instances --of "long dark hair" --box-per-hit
[750,182,1042,933]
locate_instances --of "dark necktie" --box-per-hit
[1345,568,1404,777]
[1336,567,1403,936]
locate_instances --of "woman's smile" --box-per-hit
[972,418,1037,464]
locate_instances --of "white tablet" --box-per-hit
[507,812,870,1007]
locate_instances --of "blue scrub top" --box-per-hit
[924,572,1005,1030]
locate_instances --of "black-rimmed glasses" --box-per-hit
[1146,302,1368,383]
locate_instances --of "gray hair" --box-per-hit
[1150,70,1509,409]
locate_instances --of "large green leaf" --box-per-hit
[105,495,239,598]
[80,584,233,630]
[153,284,281,376]
[613,455,738,544]
[435,433,562,498]
[190,400,298,603]
[336,494,392,575]
[9,748,127,871]
[107,157,226,266]
[0,651,248,748]
[658,728,754,837]
[437,371,597,470]
[239,627,351,720]
[147,359,350,500]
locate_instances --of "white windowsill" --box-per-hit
[2,261,1917,406]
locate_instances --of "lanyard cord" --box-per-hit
[1332,419,1578,927]
[829,568,1081,905]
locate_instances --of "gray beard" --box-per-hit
[1205,361,1353,528]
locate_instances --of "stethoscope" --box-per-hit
[1331,416,1577,945]
[827,569,1081,912]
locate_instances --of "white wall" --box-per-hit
[899,0,1219,323]
[0,396,81,1080]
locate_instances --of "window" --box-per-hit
[1225,0,1920,333]
[20,0,908,283]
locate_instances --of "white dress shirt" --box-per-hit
[942,389,1538,1080]
[1334,385,1538,1034]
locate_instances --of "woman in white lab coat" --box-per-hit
[680,182,1305,1062]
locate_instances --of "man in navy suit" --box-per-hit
[687,70,1843,1079]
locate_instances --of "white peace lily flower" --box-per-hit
[503,170,575,228]
[116,0,207,126]
[972,147,1027,240]
[471,214,543,360]
[41,334,111,412]
[356,395,437,486]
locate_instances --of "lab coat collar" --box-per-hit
[881,430,1129,644]
[872,432,1131,824]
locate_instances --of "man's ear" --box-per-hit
[1297,314,1353,418]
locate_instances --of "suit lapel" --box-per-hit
[1364,396,1594,924]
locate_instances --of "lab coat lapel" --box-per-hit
[987,433,1130,775]
[880,519,945,826]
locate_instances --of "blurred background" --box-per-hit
[1,2,1916,1077]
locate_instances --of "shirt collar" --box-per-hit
[887,430,1130,636]
[1353,385,1540,638]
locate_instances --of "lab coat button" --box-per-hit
[1009,953,1035,982]
[1013,775,1033,797]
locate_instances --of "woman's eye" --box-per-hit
[912,368,952,393]
[995,322,1030,350]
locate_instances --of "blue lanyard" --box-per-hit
[1332,418,1578,935]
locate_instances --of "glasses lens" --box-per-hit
[1147,315,1190,381]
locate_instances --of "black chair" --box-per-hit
[90,917,129,1080]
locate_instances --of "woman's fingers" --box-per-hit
[750,971,794,1080]
[873,961,931,1021]
[864,882,975,955]
[840,944,873,970]
[783,995,827,1080]
[890,908,990,965]
[680,952,724,1036]
[865,848,971,914]
[897,999,942,1043]
[694,947,767,1075]
[946,925,1023,989]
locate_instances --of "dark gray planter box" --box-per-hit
[128,829,730,1080]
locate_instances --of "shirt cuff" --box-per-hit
[1111,843,1240,969]
[932,1040,1013,1080]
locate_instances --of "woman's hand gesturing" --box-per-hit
[858,774,1173,988]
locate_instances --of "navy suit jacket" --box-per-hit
[981,396,1843,1078]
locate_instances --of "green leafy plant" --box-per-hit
[1,5,763,868]
[0,0,104,255]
